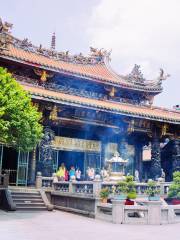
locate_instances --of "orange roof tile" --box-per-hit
[0,45,161,92]
[22,84,180,124]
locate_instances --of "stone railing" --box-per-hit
[53,182,70,192]
[42,177,53,188]
[0,173,9,188]
[96,200,180,225]
[36,174,171,197]
[72,182,94,195]
[36,175,101,196]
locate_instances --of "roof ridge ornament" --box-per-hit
[0,17,13,50]
[51,32,56,50]
[144,68,170,88]
[0,17,13,34]
[158,68,170,84]
[127,64,145,85]
[89,47,111,61]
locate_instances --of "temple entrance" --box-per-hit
[1,146,18,185]
[58,151,85,178]
[0,145,29,186]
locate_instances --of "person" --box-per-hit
[56,163,66,181]
[86,167,91,180]
[100,167,108,180]
[134,170,140,182]
[89,167,95,181]
[69,166,76,181]
[65,169,69,181]
[76,168,81,181]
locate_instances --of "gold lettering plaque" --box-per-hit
[52,136,101,152]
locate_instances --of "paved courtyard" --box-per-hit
[0,210,179,240]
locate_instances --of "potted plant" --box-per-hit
[146,180,160,201]
[168,171,180,205]
[115,181,128,200]
[100,188,109,203]
[124,175,137,205]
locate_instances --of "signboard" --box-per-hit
[52,136,101,153]
[142,146,151,161]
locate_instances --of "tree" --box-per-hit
[0,67,43,151]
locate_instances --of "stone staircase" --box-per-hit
[10,188,50,211]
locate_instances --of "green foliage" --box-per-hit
[0,67,43,151]
[100,188,109,199]
[116,175,137,199]
[168,171,180,199]
[126,175,137,199]
[117,181,128,194]
[146,180,160,197]
[126,175,134,182]
[127,192,137,199]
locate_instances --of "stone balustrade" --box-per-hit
[42,177,53,188]
[72,182,94,195]
[36,174,171,197]
[53,182,70,192]
[96,200,180,225]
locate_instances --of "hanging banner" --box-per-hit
[52,136,101,152]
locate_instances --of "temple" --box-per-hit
[0,18,180,185]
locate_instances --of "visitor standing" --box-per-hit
[69,166,76,181]
[76,168,81,181]
[56,163,66,181]
[89,167,95,181]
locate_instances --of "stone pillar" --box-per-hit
[29,148,36,185]
[147,201,161,225]
[69,181,74,193]
[3,173,9,188]
[36,172,42,189]
[172,140,180,172]
[93,179,102,197]
[112,199,125,224]
[150,136,161,179]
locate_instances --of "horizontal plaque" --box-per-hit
[52,136,101,152]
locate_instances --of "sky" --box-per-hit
[1,0,180,108]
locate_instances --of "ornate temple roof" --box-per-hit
[0,18,168,93]
[1,18,179,125]
[22,84,180,124]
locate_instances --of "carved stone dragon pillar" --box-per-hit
[150,135,162,179]
[172,139,180,172]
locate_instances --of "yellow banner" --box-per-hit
[52,136,101,152]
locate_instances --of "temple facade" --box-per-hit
[0,18,180,185]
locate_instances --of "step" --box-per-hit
[11,194,41,199]
[13,199,44,203]
[16,203,45,208]
[10,190,49,212]
[11,195,41,198]
[11,192,40,195]
[16,206,47,211]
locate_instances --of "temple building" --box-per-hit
[0,18,180,185]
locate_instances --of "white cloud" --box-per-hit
[87,0,180,107]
